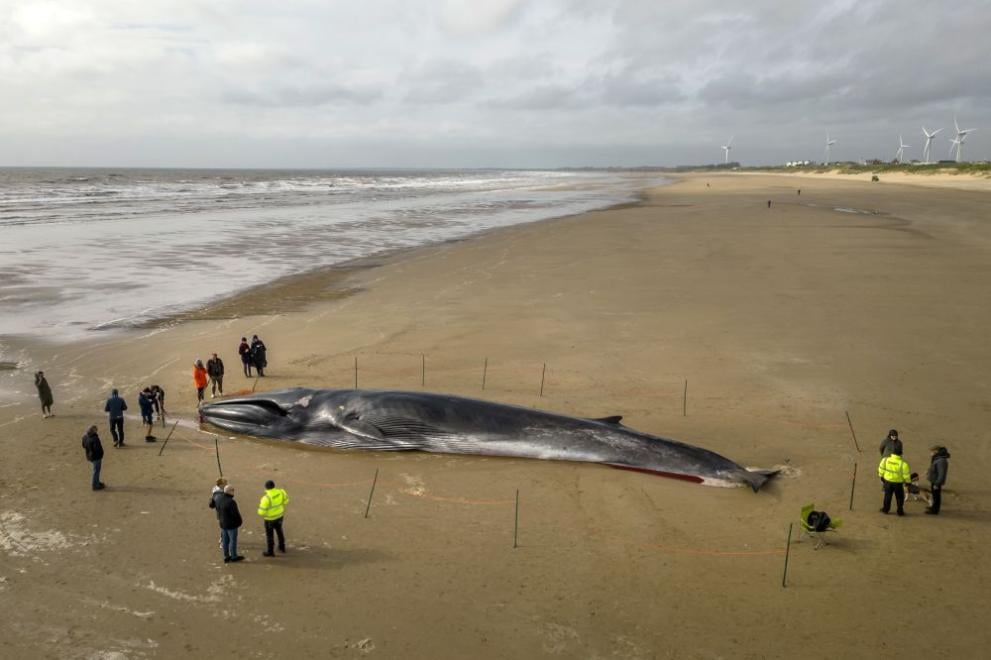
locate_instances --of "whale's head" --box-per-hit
[200,388,357,441]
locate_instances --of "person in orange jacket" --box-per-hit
[193,359,209,404]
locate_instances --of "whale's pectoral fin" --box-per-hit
[342,414,454,449]
[339,418,388,442]
[588,415,624,425]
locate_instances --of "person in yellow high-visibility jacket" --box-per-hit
[257,479,290,556]
[878,447,910,516]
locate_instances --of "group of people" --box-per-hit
[208,477,290,563]
[81,387,166,491]
[238,335,267,378]
[193,353,226,403]
[877,429,951,516]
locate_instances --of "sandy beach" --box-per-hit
[2,172,990,659]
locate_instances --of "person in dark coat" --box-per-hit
[149,385,166,421]
[81,425,105,491]
[879,429,901,457]
[926,446,951,515]
[250,335,267,377]
[104,389,128,448]
[206,353,225,397]
[35,371,54,418]
[238,337,252,377]
[211,484,245,563]
[138,388,157,442]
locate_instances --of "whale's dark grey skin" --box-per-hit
[200,388,778,491]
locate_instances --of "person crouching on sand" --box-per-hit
[138,387,157,442]
[35,370,54,418]
[193,359,209,404]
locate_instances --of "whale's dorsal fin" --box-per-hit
[589,415,623,425]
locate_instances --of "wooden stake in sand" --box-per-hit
[683,379,688,416]
[513,488,520,549]
[539,363,546,397]
[845,410,861,453]
[364,468,379,519]
[849,461,858,511]
[482,357,488,390]
[214,437,224,478]
[354,356,358,389]
[251,376,260,393]
[421,354,425,387]
[782,523,793,588]
[157,421,179,457]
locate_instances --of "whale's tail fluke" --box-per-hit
[742,468,780,493]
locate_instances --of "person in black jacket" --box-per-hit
[212,484,244,563]
[81,425,105,491]
[206,353,225,397]
[926,446,951,515]
[35,371,54,418]
[250,335,267,377]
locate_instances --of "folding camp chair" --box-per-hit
[798,503,842,550]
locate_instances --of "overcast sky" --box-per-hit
[1,0,988,168]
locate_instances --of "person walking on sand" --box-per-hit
[238,337,252,377]
[193,359,209,404]
[250,335,267,377]
[257,479,289,557]
[81,425,105,491]
[104,389,128,448]
[138,388,157,442]
[213,484,245,563]
[926,446,951,515]
[35,371,54,418]
[878,445,911,516]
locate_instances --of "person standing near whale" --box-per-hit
[104,389,127,448]
[257,479,289,557]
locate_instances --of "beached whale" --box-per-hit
[200,388,778,491]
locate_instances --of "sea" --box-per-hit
[0,167,659,345]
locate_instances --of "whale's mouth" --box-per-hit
[200,395,291,431]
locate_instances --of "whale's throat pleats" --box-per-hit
[339,413,458,449]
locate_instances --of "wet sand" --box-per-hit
[2,172,990,658]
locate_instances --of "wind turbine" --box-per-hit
[824,132,837,165]
[721,135,734,164]
[921,126,943,163]
[894,135,910,164]
[951,116,977,162]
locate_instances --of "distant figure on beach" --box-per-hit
[138,388,157,442]
[878,446,910,516]
[207,353,225,398]
[926,446,950,515]
[193,360,209,403]
[34,371,54,418]
[213,484,245,563]
[767,200,772,208]
[797,189,801,196]
[104,389,128,448]
[238,337,252,377]
[81,425,105,491]
[258,479,289,557]
[149,385,166,421]
[250,335,267,377]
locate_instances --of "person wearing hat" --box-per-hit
[104,388,128,448]
[926,446,951,515]
[879,429,902,457]
[192,360,209,404]
[81,425,106,491]
[257,479,290,557]
[878,445,911,516]
[214,484,244,563]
